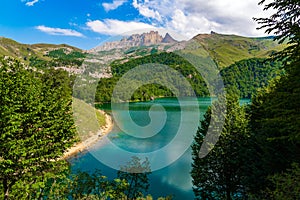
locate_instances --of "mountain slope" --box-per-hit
[89,31,286,71]
[220,58,283,98]
[193,32,286,68]
[0,37,84,67]
[0,32,287,72]
[162,33,178,43]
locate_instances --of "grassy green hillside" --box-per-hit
[194,32,287,68]
[0,37,85,68]
[72,98,106,141]
[0,37,36,60]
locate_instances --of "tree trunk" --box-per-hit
[3,179,9,200]
[226,189,231,200]
[128,176,135,200]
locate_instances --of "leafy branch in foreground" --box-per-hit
[0,58,77,199]
[254,0,300,63]
[243,0,300,198]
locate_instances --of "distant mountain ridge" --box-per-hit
[92,31,178,51]
[0,31,286,70]
[89,31,286,69]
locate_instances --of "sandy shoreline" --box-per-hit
[62,110,113,159]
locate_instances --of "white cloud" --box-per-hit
[86,0,274,38]
[132,0,162,22]
[36,25,84,37]
[22,0,39,6]
[102,0,127,12]
[86,19,156,35]
[129,0,273,38]
[168,9,221,38]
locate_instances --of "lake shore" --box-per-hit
[62,110,113,159]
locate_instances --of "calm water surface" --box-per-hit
[70,97,249,199]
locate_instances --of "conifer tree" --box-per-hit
[191,94,249,200]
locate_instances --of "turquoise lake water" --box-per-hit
[70,97,250,199]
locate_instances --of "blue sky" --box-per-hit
[0,0,272,49]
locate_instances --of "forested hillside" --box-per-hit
[220,58,283,98]
[95,52,284,103]
[95,52,209,103]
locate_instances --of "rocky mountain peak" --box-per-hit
[123,30,163,46]
[162,33,177,43]
[92,31,178,51]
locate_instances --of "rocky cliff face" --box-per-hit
[125,31,163,46]
[93,31,177,51]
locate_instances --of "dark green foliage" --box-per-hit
[95,52,209,103]
[130,84,173,102]
[267,163,300,200]
[3,164,71,199]
[60,157,168,200]
[150,48,158,55]
[2,169,127,200]
[0,58,77,199]
[69,170,128,200]
[243,0,300,198]
[191,94,250,200]
[29,56,49,68]
[95,77,120,103]
[29,48,86,68]
[47,49,85,59]
[117,157,151,199]
[110,52,201,79]
[96,52,285,103]
[246,62,300,197]
[221,58,283,98]
[40,68,75,97]
[96,79,176,103]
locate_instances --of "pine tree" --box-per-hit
[191,94,249,200]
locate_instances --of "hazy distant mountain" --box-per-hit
[162,33,178,43]
[91,31,178,52]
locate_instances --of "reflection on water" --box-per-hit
[70,97,249,199]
